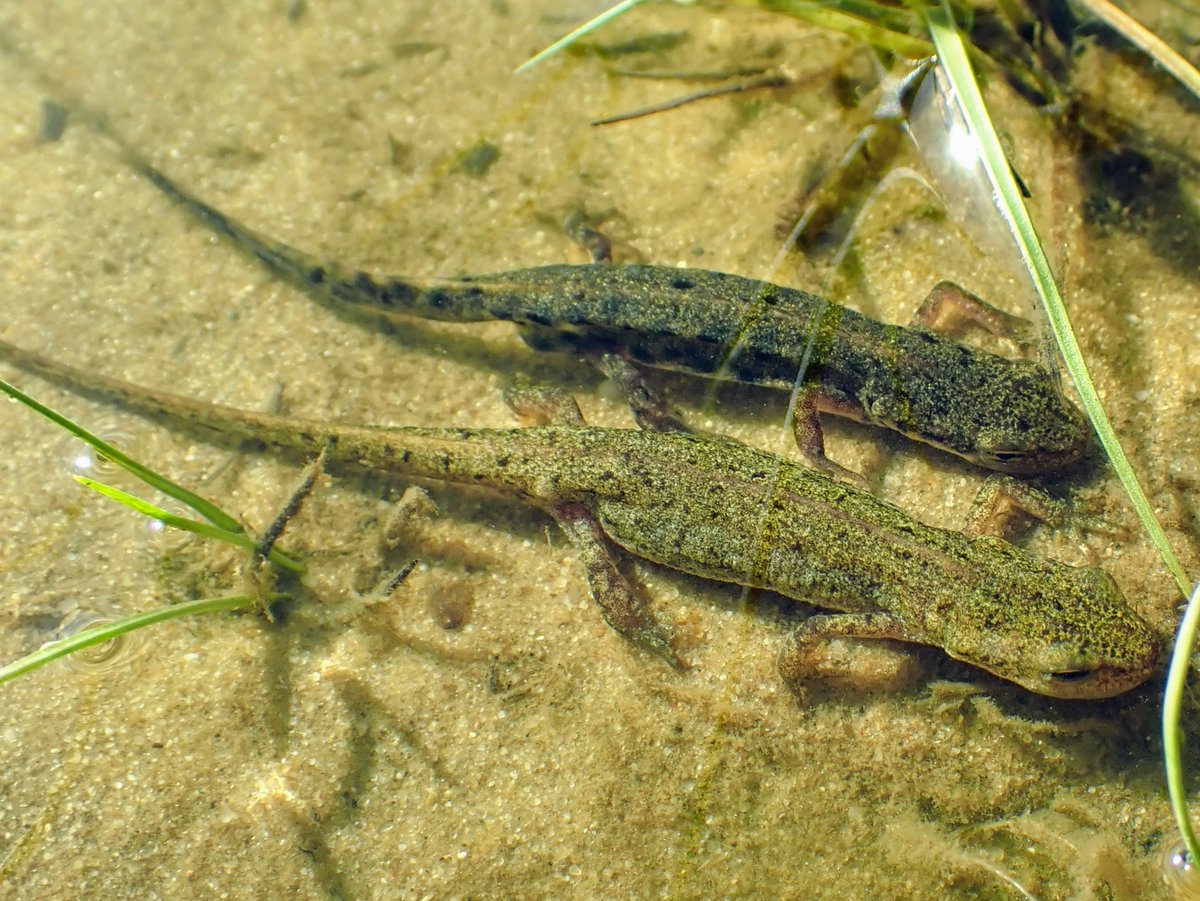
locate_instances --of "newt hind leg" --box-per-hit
[503,385,683,668]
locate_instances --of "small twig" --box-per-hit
[255,447,326,561]
[384,559,419,595]
[591,74,791,126]
[609,66,770,81]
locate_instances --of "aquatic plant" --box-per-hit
[0,377,302,683]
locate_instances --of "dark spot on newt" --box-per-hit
[308,266,326,285]
[353,271,377,296]
[381,279,419,306]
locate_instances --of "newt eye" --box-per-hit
[989,450,1023,463]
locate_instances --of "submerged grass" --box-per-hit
[0,594,268,685]
[0,376,303,683]
[0,377,303,573]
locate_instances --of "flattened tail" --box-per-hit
[125,151,511,324]
[0,335,545,492]
[0,334,324,452]
[128,155,361,301]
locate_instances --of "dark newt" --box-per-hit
[126,155,1089,476]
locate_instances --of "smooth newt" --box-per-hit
[122,155,1089,476]
[0,339,1155,699]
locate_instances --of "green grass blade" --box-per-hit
[1164,579,1200,862]
[514,0,933,74]
[922,10,1188,595]
[0,594,268,685]
[731,0,932,58]
[515,0,651,73]
[74,476,305,573]
[0,377,243,534]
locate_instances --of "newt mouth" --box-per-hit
[1036,654,1158,700]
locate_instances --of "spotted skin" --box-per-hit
[131,160,1090,476]
[0,341,1155,699]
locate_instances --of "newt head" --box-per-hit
[937,537,1158,699]
[967,381,1092,475]
[936,363,1091,475]
[878,329,1092,474]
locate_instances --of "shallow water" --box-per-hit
[0,2,1197,898]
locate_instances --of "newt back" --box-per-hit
[0,337,1156,699]
[135,162,1089,474]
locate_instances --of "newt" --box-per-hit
[118,153,1089,477]
[0,338,1156,699]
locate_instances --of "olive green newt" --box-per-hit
[0,338,1155,699]
[128,158,1089,477]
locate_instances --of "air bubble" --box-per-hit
[1160,841,1200,899]
[44,608,142,675]
[123,499,196,559]
[65,417,135,478]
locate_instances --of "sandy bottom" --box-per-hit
[0,2,1197,898]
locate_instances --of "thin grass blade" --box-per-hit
[74,476,305,573]
[515,0,651,73]
[0,377,243,533]
[0,594,267,685]
[1164,579,1200,863]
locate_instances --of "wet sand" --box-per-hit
[0,2,1196,898]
